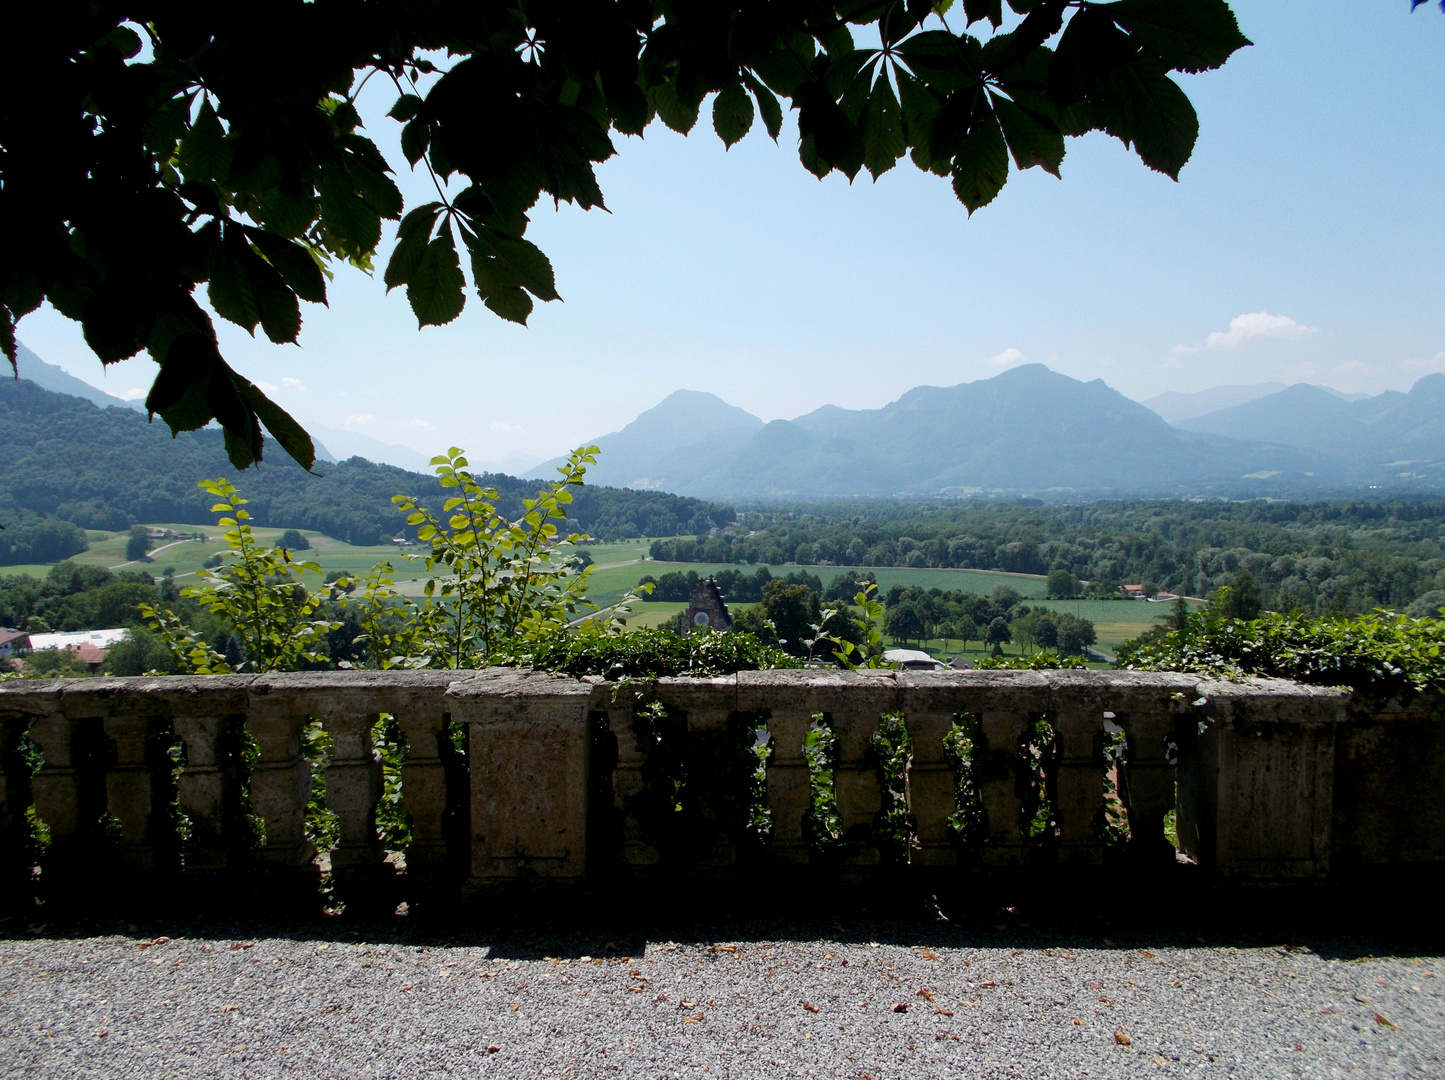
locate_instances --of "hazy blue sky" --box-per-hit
[16,1,1445,464]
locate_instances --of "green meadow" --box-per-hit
[3,525,1177,657]
[587,560,1051,608]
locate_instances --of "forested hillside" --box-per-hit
[649,500,1445,616]
[0,379,734,554]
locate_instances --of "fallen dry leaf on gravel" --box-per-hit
[1373,1012,1399,1029]
[892,1003,909,1013]
[934,1007,954,1017]
[917,988,934,1001]
[1114,1029,1132,1046]
[801,1001,820,1013]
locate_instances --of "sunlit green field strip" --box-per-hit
[588,561,1053,608]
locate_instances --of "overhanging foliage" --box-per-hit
[2,1,1247,469]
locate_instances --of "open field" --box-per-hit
[620,601,686,630]
[819,564,1047,597]
[3,528,1160,659]
[582,540,652,567]
[0,523,425,585]
[590,561,1049,608]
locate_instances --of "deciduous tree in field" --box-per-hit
[1,1,1248,468]
[1046,568,1080,598]
[885,601,925,646]
[125,526,151,563]
[985,615,1012,654]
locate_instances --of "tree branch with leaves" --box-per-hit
[2,1,1249,470]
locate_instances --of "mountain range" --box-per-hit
[533,364,1440,499]
[1175,379,1445,476]
[1141,382,1371,424]
[16,341,1445,502]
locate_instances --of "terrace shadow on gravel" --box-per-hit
[4,872,1441,963]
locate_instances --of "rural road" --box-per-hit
[109,538,201,571]
[3,916,1440,1079]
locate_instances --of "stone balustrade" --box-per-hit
[1,669,1439,910]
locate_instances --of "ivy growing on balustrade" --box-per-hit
[943,713,988,859]
[1018,713,1059,849]
[872,712,916,865]
[803,713,844,860]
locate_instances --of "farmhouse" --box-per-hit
[0,628,31,658]
[28,628,131,652]
[883,648,946,671]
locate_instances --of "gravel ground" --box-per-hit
[2,917,1442,1080]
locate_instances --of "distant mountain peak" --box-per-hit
[12,342,144,413]
[1142,382,1288,424]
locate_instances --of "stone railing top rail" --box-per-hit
[0,667,1358,721]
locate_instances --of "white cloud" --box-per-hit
[408,418,435,428]
[281,377,306,392]
[1403,351,1445,372]
[255,380,279,394]
[988,347,1025,367]
[119,387,146,401]
[1334,361,1366,373]
[1204,312,1318,349]
[345,414,374,426]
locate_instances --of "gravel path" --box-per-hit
[2,918,1442,1079]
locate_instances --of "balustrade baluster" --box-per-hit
[320,710,385,891]
[396,705,454,884]
[1045,673,1111,868]
[899,675,965,869]
[827,675,899,867]
[244,688,315,893]
[657,678,738,868]
[739,671,815,867]
[606,690,660,867]
[970,673,1049,867]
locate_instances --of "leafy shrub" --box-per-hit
[393,447,646,668]
[141,478,338,673]
[515,627,799,679]
[1120,609,1445,699]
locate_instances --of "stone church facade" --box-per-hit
[684,578,732,635]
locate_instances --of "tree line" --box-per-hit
[646,498,1445,617]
